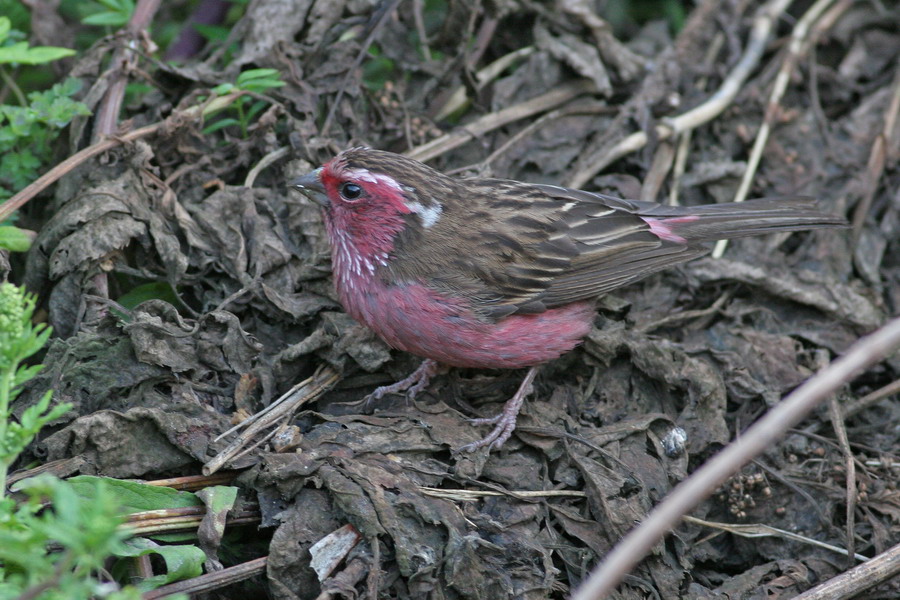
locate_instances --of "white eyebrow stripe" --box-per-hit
[342,168,404,192]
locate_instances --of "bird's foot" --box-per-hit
[364,359,441,408]
[459,366,538,452]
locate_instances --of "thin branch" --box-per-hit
[0,92,243,222]
[828,394,857,569]
[406,80,594,163]
[793,540,900,599]
[571,316,900,600]
[566,0,795,189]
[143,556,268,599]
[321,0,402,136]
[682,515,867,562]
[850,65,900,246]
[712,0,839,258]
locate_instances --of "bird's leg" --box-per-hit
[460,366,538,452]
[365,358,441,406]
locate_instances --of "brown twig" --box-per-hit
[204,366,341,475]
[431,46,535,122]
[566,0,794,189]
[0,92,243,222]
[843,378,900,419]
[792,541,900,599]
[142,556,268,599]
[850,65,900,246]
[571,316,900,599]
[828,394,857,568]
[712,0,840,258]
[407,80,595,163]
[144,471,240,492]
[640,141,676,203]
[0,123,159,222]
[93,0,162,140]
[448,102,611,175]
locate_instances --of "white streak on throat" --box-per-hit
[333,229,379,292]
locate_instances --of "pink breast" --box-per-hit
[339,281,595,369]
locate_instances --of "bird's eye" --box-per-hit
[339,182,363,201]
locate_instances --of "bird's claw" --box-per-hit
[459,412,518,452]
[458,366,538,453]
[363,359,440,409]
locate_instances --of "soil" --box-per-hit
[10,0,900,598]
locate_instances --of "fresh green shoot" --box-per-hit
[80,0,135,27]
[362,44,396,92]
[0,76,91,203]
[0,283,67,495]
[0,475,142,600]
[0,284,179,599]
[0,226,31,252]
[202,68,284,138]
[0,17,75,70]
[0,15,91,241]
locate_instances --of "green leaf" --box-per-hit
[236,68,280,83]
[0,225,32,252]
[13,363,45,387]
[236,68,283,92]
[202,117,241,134]
[115,537,206,590]
[82,0,135,26]
[241,78,284,93]
[64,476,203,515]
[97,0,132,9]
[0,42,76,65]
[81,12,126,26]
[116,282,179,311]
[0,16,10,44]
[193,23,231,43]
[244,99,267,122]
[211,82,235,95]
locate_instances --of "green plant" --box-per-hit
[202,68,284,137]
[0,16,91,214]
[0,284,158,599]
[362,44,395,92]
[0,283,65,493]
[0,284,202,598]
[0,17,74,69]
[0,476,142,600]
[79,0,135,27]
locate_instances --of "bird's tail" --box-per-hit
[640,197,847,243]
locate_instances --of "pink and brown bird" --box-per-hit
[290,147,846,452]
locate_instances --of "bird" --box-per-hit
[290,147,847,452]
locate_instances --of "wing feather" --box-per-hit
[386,179,687,318]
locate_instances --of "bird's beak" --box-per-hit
[289,167,329,207]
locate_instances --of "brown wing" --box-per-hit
[385,179,704,319]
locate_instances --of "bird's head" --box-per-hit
[290,148,451,280]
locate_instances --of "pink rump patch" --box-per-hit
[641,215,699,243]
